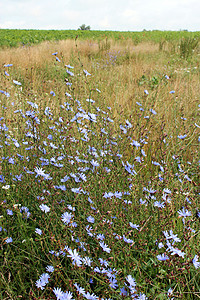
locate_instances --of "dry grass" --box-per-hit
[0,38,199,134]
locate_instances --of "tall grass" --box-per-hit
[0,38,199,300]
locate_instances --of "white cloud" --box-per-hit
[98,17,111,30]
[0,0,199,31]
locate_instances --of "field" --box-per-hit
[0,30,200,300]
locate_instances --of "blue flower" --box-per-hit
[13,80,22,85]
[35,228,43,235]
[84,69,91,76]
[87,216,95,223]
[99,241,111,253]
[61,212,73,224]
[150,108,157,115]
[157,253,169,261]
[5,237,13,243]
[66,70,74,76]
[129,222,139,230]
[39,204,50,213]
[35,279,45,290]
[67,248,82,267]
[193,255,200,269]
[7,209,13,216]
[46,265,54,272]
[178,134,187,139]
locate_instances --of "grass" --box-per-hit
[0,37,200,300]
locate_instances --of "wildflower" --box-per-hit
[65,64,74,68]
[86,98,95,103]
[87,216,95,223]
[170,90,175,94]
[61,175,70,182]
[44,107,52,116]
[90,159,99,167]
[193,255,200,269]
[141,149,146,157]
[0,90,10,97]
[88,112,97,122]
[158,242,164,248]
[61,291,74,300]
[138,293,148,299]
[177,207,192,218]
[170,247,185,258]
[109,278,118,289]
[168,230,181,243]
[7,209,13,216]
[71,187,82,194]
[96,233,105,240]
[35,167,46,177]
[53,287,63,299]
[84,69,91,76]
[178,134,187,139]
[50,91,56,96]
[154,201,165,208]
[13,80,22,85]
[144,89,149,95]
[168,287,173,296]
[61,212,73,224]
[120,287,128,296]
[123,235,134,244]
[99,241,111,253]
[130,140,141,149]
[67,248,82,267]
[66,70,74,76]
[35,228,43,235]
[39,204,50,213]
[52,52,58,55]
[2,185,10,190]
[40,273,50,285]
[83,256,93,266]
[8,157,15,164]
[4,63,13,67]
[126,275,136,287]
[56,57,61,62]
[46,265,54,272]
[130,222,140,230]
[150,108,157,115]
[157,253,169,261]
[163,188,171,194]
[74,283,86,295]
[5,237,13,243]
[35,279,45,290]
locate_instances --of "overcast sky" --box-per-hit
[0,0,199,31]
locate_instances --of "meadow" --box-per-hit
[0,31,200,300]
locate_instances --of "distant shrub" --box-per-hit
[78,24,91,30]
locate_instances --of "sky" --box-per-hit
[0,0,199,31]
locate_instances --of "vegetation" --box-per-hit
[0,28,200,49]
[78,24,91,31]
[0,34,199,300]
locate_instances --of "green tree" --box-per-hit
[78,24,91,30]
